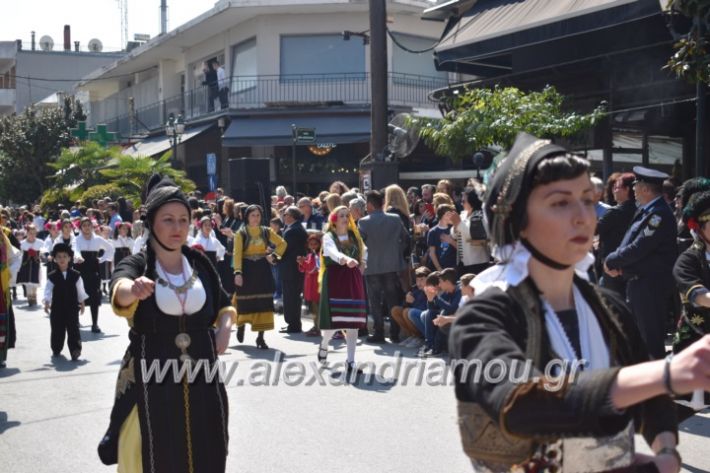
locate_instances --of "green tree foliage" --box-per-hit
[99,150,196,203]
[417,85,606,160]
[0,107,73,203]
[50,141,120,190]
[665,0,710,84]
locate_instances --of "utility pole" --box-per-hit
[369,0,387,162]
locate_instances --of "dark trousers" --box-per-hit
[50,311,81,355]
[365,272,402,338]
[599,274,626,297]
[218,87,229,109]
[282,273,304,331]
[207,86,219,112]
[626,275,673,360]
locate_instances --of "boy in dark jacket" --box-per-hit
[43,243,88,361]
[420,268,461,357]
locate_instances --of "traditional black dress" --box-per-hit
[75,234,114,327]
[113,236,134,268]
[17,240,43,287]
[99,248,233,473]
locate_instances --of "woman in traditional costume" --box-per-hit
[450,133,710,472]
[0,225,21,368]
[17,224,44,306]
[232,205,286,349]
[316,206,367,376]
[98,175,236,473]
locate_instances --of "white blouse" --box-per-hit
[191,233,226,261]
[154,256,207,316]
[322,232,368,265]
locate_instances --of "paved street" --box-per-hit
[0,290,709,473]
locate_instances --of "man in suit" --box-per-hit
[358,190,411,343]
[604,166,678,359]
[279,206,308,333]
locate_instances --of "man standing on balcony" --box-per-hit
[202,60,219,113]
[215,60,229,110]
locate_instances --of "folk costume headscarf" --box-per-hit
[142,174,191,252]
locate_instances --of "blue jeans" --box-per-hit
[422,310,439,350]
[271,265,282,300]
[408,308,424,335]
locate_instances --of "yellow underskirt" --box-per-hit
[236,311,274,331]
[118,405,141,473]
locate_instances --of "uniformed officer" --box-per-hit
[604,166,677,359]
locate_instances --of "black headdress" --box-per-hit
[142,174,191,252]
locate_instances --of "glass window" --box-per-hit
[391,33,447,81]
[280,34,365,79]
[231,38,257,92]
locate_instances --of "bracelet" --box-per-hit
[656,447,681,467]
[663,354,681,397]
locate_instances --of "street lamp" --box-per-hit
[166,113,185,168]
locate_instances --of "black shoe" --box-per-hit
[346,362,362,382]
[236,325,245,343]
[317,346,328,364]
[52,351,61,357]
[91,325,102,333]
[255,336,269,350]
[389,336,401,344]
[366,335,386,344]
[358,328,368,337]
[280,327,302,334]
[70,350,81,361]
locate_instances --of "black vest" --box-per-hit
[48,269,80,314]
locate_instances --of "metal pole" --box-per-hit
[291,124,297,196]
[369,0,388,161]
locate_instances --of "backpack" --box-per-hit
[468,210,487,241]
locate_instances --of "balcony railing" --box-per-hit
[98,72,448,137]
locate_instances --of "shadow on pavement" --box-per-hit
[680,410,710,439]
[79,329,119,342]
[0,411,21,434]
[229,345,287,362]
[0,367,20,378]
[50,355,89,372]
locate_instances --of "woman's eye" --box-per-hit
[551,200,569,208]
[583,198,595,207]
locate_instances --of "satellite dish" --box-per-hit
[39,35,54,51]
[88,38,103,52]
[385,113,420,161]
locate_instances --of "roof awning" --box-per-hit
[122,124,212,157]
[435,0,664,73]
[222,115,371,147]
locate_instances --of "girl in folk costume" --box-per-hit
[232,205,286,349]
[192,215,226,270]
[317,206,367,376]
[449,133,689,472]
[10,228,25,300]
[74,217,114,333]
[112,221,134,268]
[17,224,44,306]
[298,233,322,337]
[132,220,148,255]
[0,227,21,368]
[53,219,78,254]
[99,175,236,473]
[99,224,113,296]
[672,189,710,418]
[43,220,61,274]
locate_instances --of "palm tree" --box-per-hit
[99,150,196,203]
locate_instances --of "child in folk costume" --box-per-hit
[43,243,88,361]
[112,221,133,268]
[17,224,44,306]
[98,225,113,296]
[131,220,147,255]
[10,228,25,301]
[53,219,78,253]
[43,221,60,273]
[74,217,114,333]
[317,206,367,377]
[192,215,226,269]
[298,233,322,337]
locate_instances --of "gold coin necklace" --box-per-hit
[160,260,193,364]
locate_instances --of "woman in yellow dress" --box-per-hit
[233,205,286,349]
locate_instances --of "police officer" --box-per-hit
[604,166,677,359]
